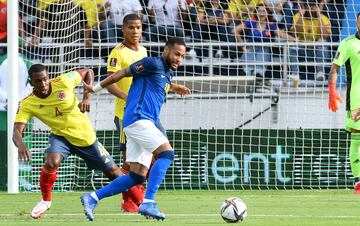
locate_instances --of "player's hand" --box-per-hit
[328,82,344,112]
[18,147,31,162]
[78,99,91,113]
[172,84,191,97]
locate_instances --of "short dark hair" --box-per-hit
[357,12,360,19]
[165,37,186,48]
[123,14,141,25]
[28,64,47,79]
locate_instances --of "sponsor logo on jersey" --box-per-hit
[110,58,117,67]
[57,91,66,100]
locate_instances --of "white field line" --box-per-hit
[0,213,360,219]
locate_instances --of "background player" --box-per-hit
[13,64,126,218]
[81,37,190,221]
[328,12,360,194]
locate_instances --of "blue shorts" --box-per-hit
[46,134,115,172]
[114,116,167,152]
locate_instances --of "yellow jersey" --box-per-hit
[107,43,147,119]
[291,13,331,42]
[37,0,103,28]
[228,0,263,21]
[15,71,96,147]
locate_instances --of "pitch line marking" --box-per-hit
[0,213,360,219]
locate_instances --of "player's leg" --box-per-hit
[350,131,360,194]
[115,116,144,212]
[346,113,360,193]
[124,120,173,220]
[31,135,70,219]
[138,143,174,220]
[81,164,147,221]
[80,139,148,221]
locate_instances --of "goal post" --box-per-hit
[7,0,19,194]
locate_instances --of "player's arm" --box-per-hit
[170,83,191,96]
[84,68,132,93]
[12,123,30,162]
[77,68,94,112]
[105,72,128,100]
[328,63,344,112]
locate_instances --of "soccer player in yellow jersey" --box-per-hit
[12,64,122,219]
[105,13,190,212]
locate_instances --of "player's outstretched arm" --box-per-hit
[84,68,132,93]
[171,83,191,97]
[76,69,95,112]
[105,72,128,101]
[13,123,31,162]
[328,64,344,112]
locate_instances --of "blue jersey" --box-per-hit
[244,17,278,43]
[123,56,173,127]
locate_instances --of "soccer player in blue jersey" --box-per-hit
[80,37,190,221]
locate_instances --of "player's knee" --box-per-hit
[157,150,175,161]
[129,172,146,184]
[44,153,62,169]
[44,159,60,169]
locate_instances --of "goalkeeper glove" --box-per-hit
[328,82,344,112]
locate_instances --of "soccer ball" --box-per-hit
[220,197,247,223]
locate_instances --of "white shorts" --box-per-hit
[123,119,169,168]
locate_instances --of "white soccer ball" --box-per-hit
[220,197,247,223]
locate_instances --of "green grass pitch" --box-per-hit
[1,190,359,226]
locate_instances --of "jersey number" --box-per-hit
[55,107,63,117]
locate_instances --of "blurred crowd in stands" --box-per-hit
[0,0,349,81]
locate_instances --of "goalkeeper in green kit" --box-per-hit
[328,12,360,194]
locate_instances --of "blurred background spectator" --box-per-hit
[30,0,91,48]
[190,0,236,60]
[289,0,331,81]
[0,1,26,56]
[227,0,264,28]
[99,0,143,43]
[234,5,296,86]
[144,0,187,43]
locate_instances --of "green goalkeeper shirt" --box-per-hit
[333,33,360,111]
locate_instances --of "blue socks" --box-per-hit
[145,151,174,201]
[95,172,145,200]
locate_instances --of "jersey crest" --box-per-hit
[135,62,144,72]
[57,91,66,100]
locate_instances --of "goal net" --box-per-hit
[15,0,358,191]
